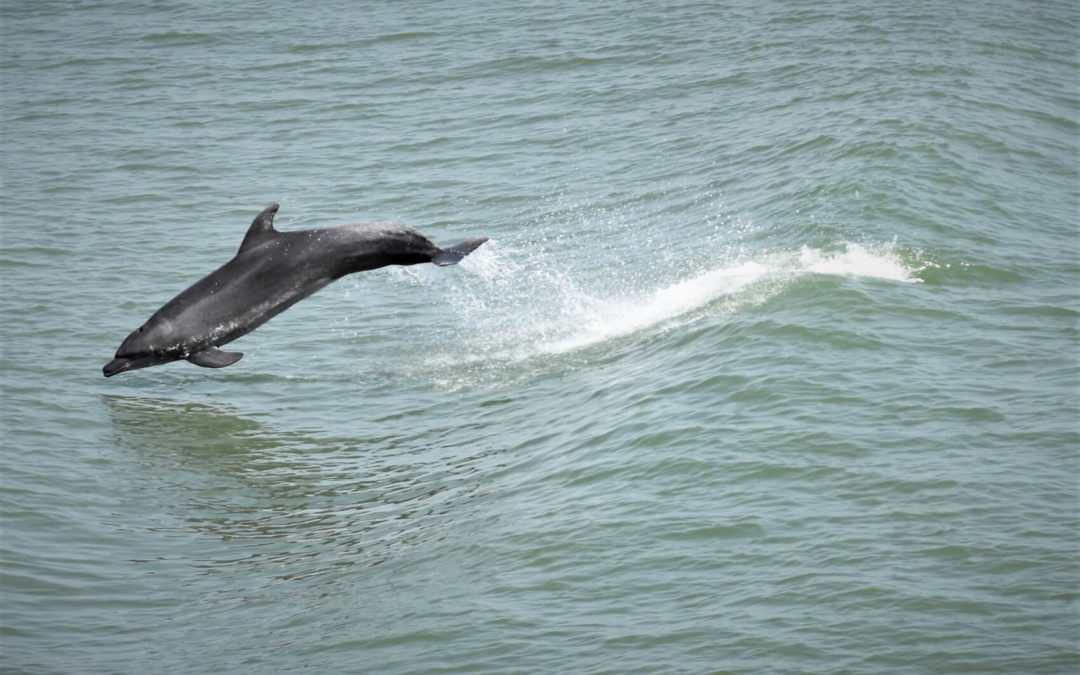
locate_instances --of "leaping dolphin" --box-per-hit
[103,203,487,377]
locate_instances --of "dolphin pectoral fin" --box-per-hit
[187,346,244,369]
[432,237,488,266]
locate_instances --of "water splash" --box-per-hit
[540,260,769,355]
[798,242,924,284]
[441,239,924,365]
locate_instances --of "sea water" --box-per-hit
[1,1,1077,673]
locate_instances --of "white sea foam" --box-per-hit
[540,260,769,354]
[446,240,923,364]
[798,242,923,283]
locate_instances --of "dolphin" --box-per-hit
[103,203,487,377]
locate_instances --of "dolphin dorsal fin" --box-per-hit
[237,203,280,255]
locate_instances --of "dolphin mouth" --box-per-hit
[103,357,130,378]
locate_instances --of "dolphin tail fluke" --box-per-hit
[433,237,488,266]
[187,346,244,369]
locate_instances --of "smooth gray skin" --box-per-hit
[104,203,487,377]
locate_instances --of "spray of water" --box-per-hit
[436,237,923,367]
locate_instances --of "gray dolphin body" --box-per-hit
[104,203,487,377]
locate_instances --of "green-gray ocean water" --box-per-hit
[1,1,1077,673]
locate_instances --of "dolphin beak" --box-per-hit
[103,357,130,378]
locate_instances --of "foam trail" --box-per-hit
[542,261,767,354]
[443,240,924,367]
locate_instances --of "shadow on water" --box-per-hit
[101,394,490,578]
[103,393,274,458]
[100,392,394,470]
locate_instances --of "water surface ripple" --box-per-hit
[1,1,1077,673]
